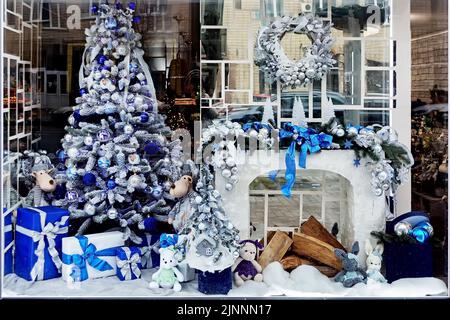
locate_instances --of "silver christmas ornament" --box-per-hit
[394,221,412,236]
[107,208,118,219]
[221,169,232,178]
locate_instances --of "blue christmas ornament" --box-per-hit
[66,166,78,180]
[107,179,116,189]
[97,129,112,142]
[129,62,139,73]
[98,156,111,169]
[54,184,67,200]
[105,17,118,29]
[132,16,141,24]
[128,2,136,10]
[115,2,123,10]
[140,112,149,123]
[101,65,110,71]
[353,158,361,167]
[410,221,433,243]
[79,88,88,96]
[98,55,107,65]
[140,80,147,85]
[151,186,163,199]
[56,149,67,163]
[82,172,96,186]
[91,5,99,14]
[144,141,161,155]
[344,139,353,149]
[65,190,79,203]
[73,110,82,121]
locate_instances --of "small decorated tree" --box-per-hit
[184,165,240,293]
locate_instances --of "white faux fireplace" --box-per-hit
[215,149,387,264]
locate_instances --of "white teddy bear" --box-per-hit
[365,239,387,284]
[149,247,184,292]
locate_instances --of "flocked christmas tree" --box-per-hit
[53,1,184,243]
[184,165,241,272]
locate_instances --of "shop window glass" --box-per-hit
[23,26,32,62]
[225,63,250,90]
[202,63,221,98]
[201,29,227,60]
[46,74,57,94]
[366,70,390,96]
[4,29,21,56]
[365,40,390,67]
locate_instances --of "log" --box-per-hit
[300,216,346,251]
[291,232,342,270]
[258,231,293,269]
[280,255,314,270]
[314,265,339,277]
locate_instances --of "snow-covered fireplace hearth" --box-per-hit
[215,149,386,265]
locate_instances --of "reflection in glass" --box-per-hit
[201,29,227,60]
[366,70,390,96]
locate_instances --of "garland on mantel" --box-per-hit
[200,118,414,198]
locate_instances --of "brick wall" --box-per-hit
[411,32,448,103]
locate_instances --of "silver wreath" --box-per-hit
[255,14,336,89]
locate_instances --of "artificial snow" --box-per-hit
[3,262,447,298]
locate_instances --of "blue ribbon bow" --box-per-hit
[279,123,333,197]
[62,236,118,281]
[159,233,179,248]
[242,121,271,133]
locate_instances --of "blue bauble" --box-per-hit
[105,17,118,29]
[65,190,79,203]
[54,184,67,200]
[79,88,88,96]
[115,2,123,10]
[107,179,116,189]
[97,129,112,142]
[129,62,139,73]
[97,55,107,65]
[411,228,429,244]
[56,149,67,163]
[133,16,141,24]
[97,156,111,169]
[151,186,163,199]
[91,5,98,14]
[140,112,149,123]
[142,217,159,234]
[144,141,161,155]
[82,172,96,186]
[140,80,147,85]
[73,110,82,121]
[128,2,136,10]
[101,65,110,71]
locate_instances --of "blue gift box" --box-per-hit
[138,233,161,269]
[15,206,69,281]
[3,209,14,275]
[198,267,232,295]
[384,212,433,283]
[116,246,142,281]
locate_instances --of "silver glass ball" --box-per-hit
[231,167,238,174]
[225,157,236,167]
[84,203,96,216]
[67,147,79,158]
[348,127,358,136]
[222,169,232,178]
[336,128,345,137]
[394,221,412,236]
[64,134,73,143]
[84,136,93,146]
[225,183,233,191]
[124,124,134,134]
[107,208,118,219]
[377,171,388,182]
[373,188,383,196]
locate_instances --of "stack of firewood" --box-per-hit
[257,216,347,277]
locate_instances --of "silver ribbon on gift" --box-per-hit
[4,224,13,252]
[117,247,141,280]
[15,208,69,281]
[140,235,160,269]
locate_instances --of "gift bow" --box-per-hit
[15,207,69,281]
[280,124,333,197]
[62,235,118,281]
[160,233,178,248]
[140,236,160,268]
[117,247,141,280]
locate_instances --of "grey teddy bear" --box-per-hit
[334,241,368,288]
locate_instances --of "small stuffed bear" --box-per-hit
[365,239,387,284]
[168,163,199,232]
[149,246,184,292]
[231,240,264,287]
[334,241,367,288]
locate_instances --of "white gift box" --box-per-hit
[61,231,125,281]
[178,260,196,282]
